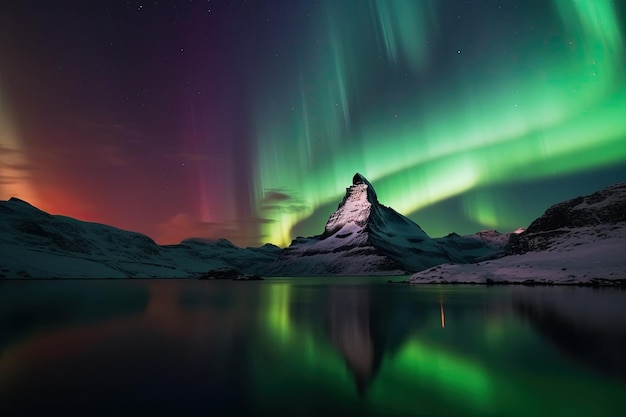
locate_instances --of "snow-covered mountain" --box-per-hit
[0,198,279,278]
[510,182,626,253]
[0,175,514,278]
[265,173,454,275]
[410,182,626,285]
[8,174,620,282]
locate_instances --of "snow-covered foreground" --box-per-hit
[410,224,626,285]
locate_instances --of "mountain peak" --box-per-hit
[267,173,453,275]
[352,172,368,186]
[352,173,366,184]
[324,173,378,235]
[352,172,378,203]
[7,197,35,207]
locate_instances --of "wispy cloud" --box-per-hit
[261,188,309,213]
[263,190,292,203]
[0,176,24,185]
[0,160,35,172]
[0,145,35,195]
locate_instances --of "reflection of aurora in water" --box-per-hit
[255,1,626,246]
[257,281,626,416]
[2,281,625,416]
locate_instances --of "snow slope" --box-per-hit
[410,183,626,285]
[0,198,279,278]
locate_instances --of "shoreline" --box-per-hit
[2,276,625,288]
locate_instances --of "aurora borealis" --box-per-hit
[1,1,625,247]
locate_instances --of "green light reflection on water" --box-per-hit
[255,282,626,416]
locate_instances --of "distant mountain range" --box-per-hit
[1,174,624,283]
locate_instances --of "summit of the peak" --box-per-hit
[351,173,378,202]
[323,174,382,236]
[352,173,368,185]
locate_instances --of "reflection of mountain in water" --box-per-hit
[324,284,442,393]
[275,282,416,393]
[513,288,626,381]
[327,286,383,393]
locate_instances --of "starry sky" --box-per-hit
[1,0,625,247]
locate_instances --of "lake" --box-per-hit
[1,278,625,416]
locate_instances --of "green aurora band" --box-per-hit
[253,0,626,246]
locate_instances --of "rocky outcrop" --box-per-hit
[511,182,626,253]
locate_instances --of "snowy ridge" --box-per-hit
[410,182,626,285]
[0,198,279,278]
[510,182,626,254]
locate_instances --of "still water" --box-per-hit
[1,278,625,416]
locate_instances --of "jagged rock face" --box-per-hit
[324,174,378,236]
[526,183,626,232]
[511,182,626,253]
[265,173,452,275]
[326,173,435,247]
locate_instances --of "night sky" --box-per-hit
[1,0,625,247]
